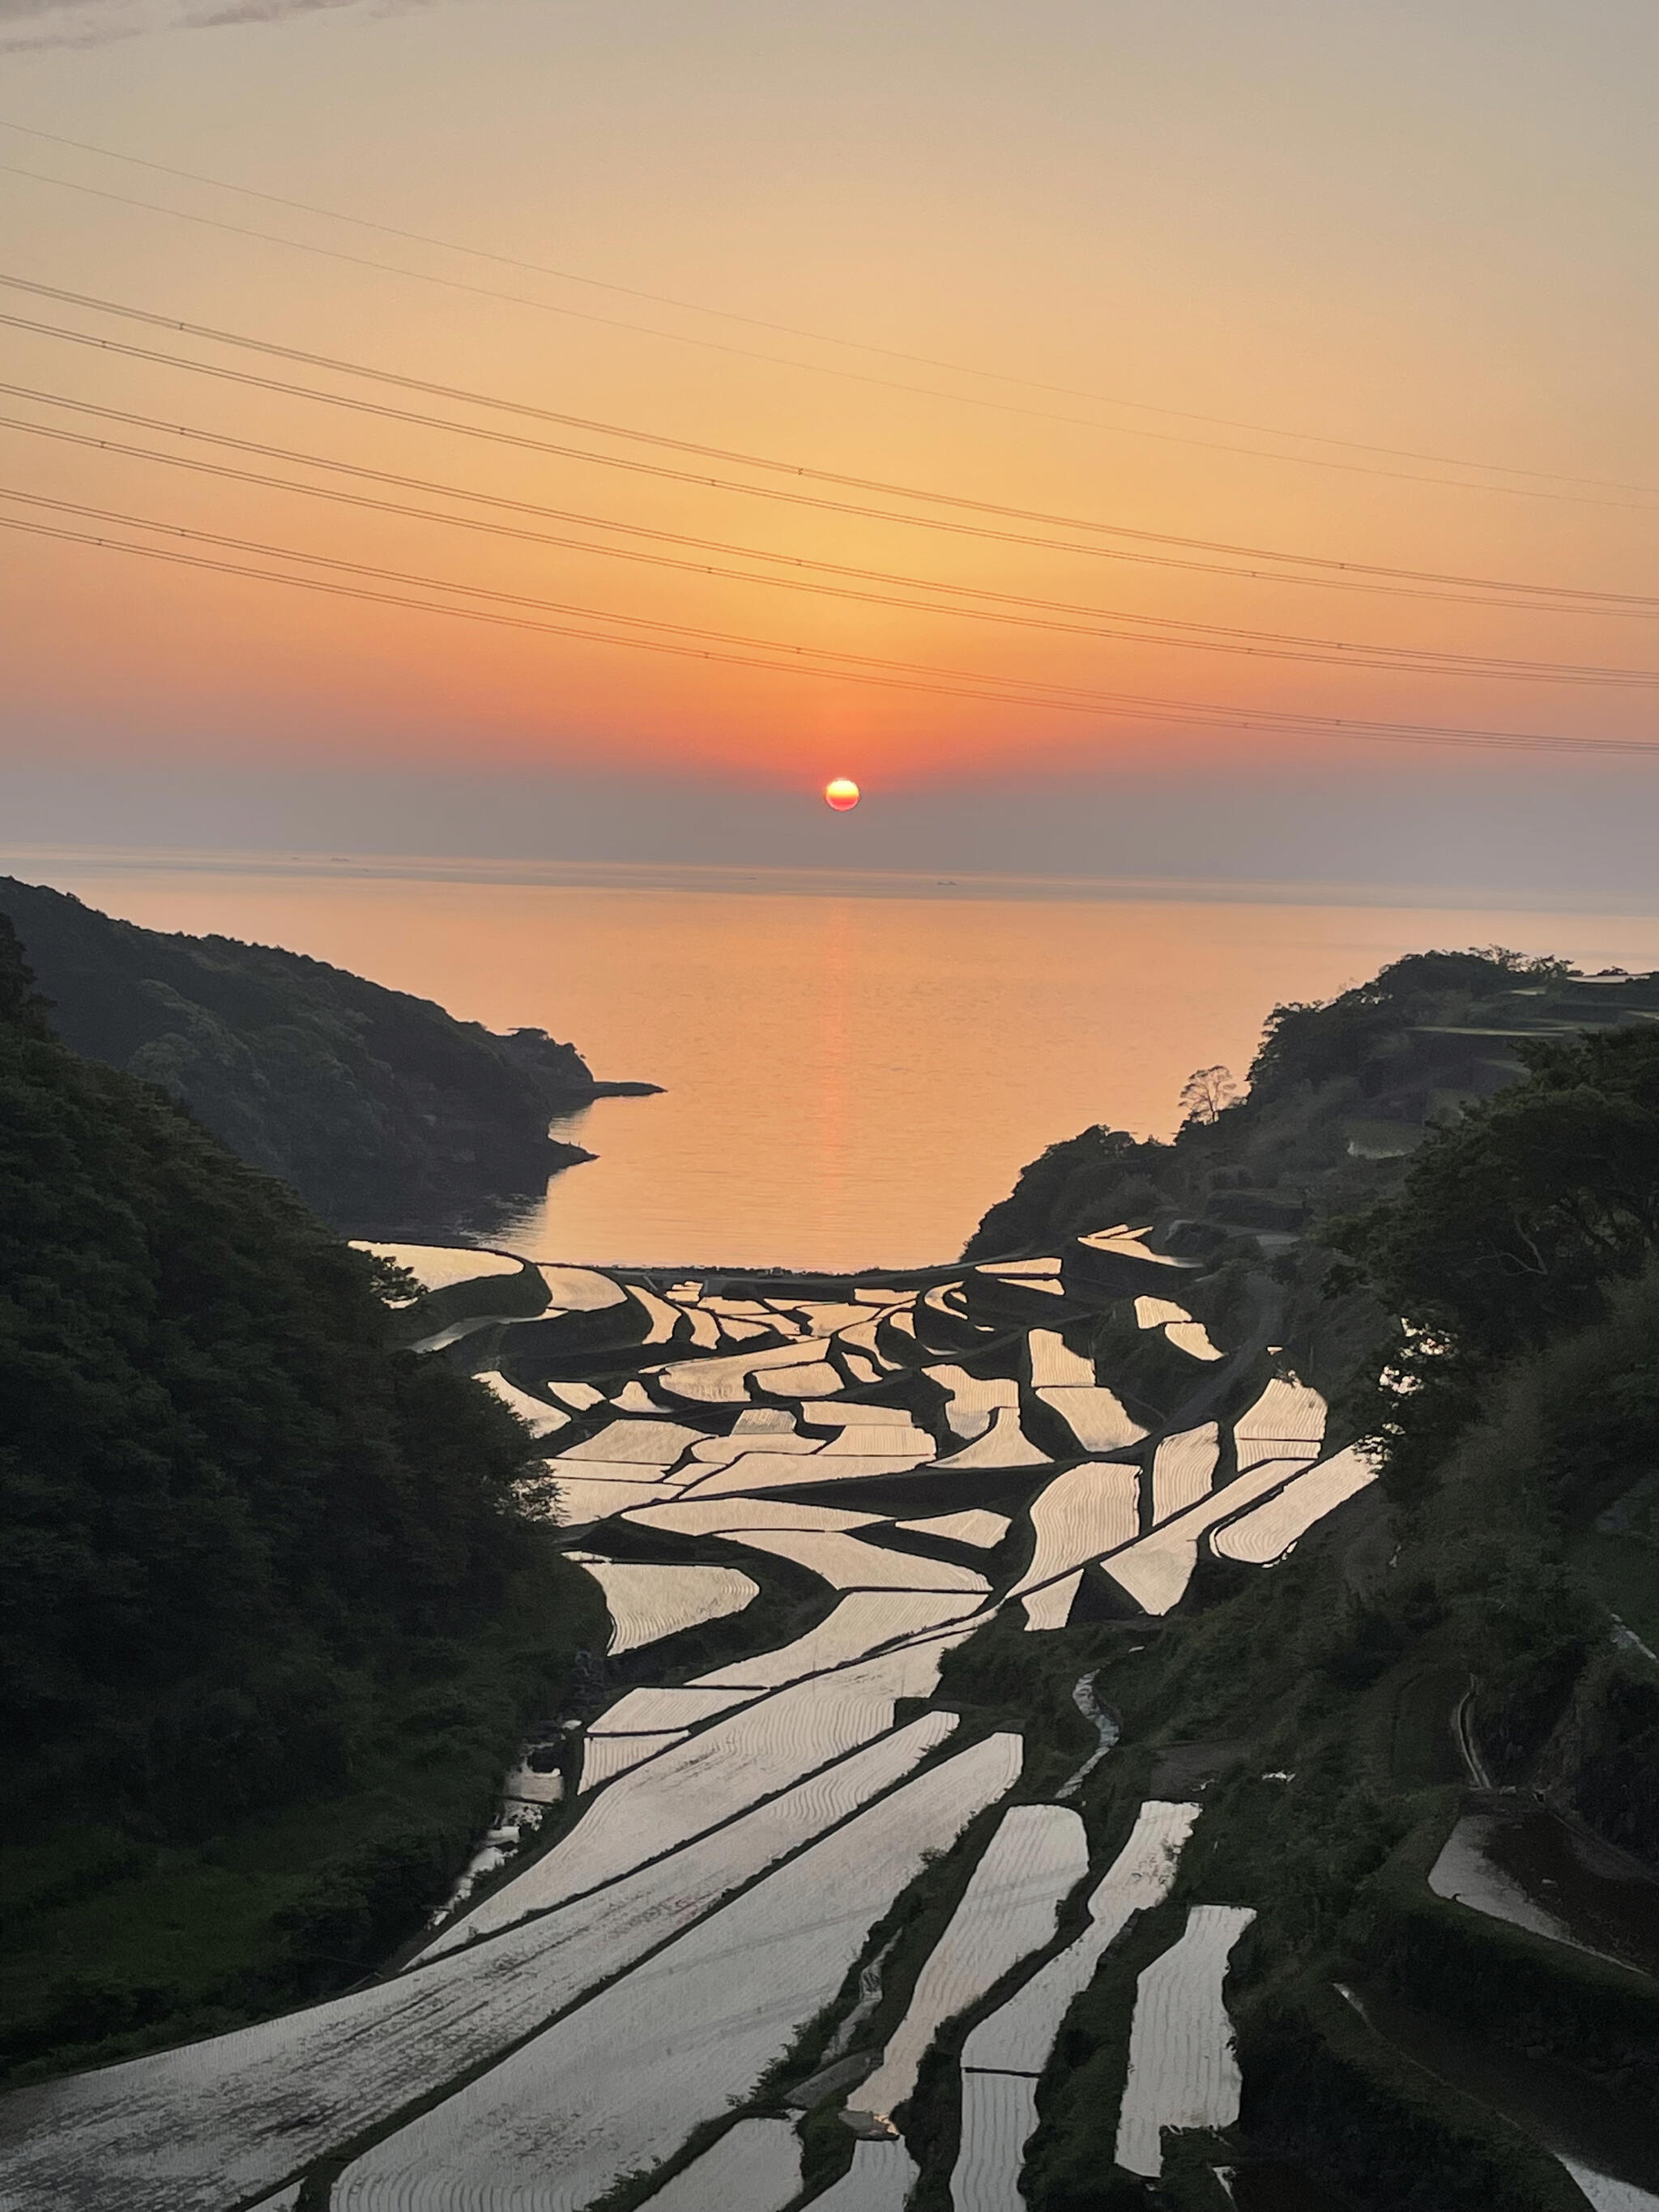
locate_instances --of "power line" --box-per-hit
[6,278,1657,612]
[0,118,1648,502]
[11,381,1651,627]
[8,165,1627,543]
[8,407,1656,688]
[4,487,1649,759]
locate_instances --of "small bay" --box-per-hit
[13,850,1659,1268]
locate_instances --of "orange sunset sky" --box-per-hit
[1,0,1655,888]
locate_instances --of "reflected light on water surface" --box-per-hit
[16,859,1659,1269]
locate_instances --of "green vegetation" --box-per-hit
[0,875,642,1227]
[964,949,1659,1296]
[505,960,1659,2202]
[0,916,599,2082]
[6,926,1657,2200]
[1332,1020,1659,1487]
[945,948,1659,2204]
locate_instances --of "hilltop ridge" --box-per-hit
[0,876,658,1230]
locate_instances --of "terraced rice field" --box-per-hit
[629,1286,684,1345]
[573,1559,759,1653]
[1558,2160,1659,2211]
[935,1405,1050,1468]
[587,1685,761,1731]
[428,1655,978,1950]
[1078,1228,1193,1269]
[958,1801,1200,2075]
[353,1242,523,1294]
[818,1417,934,1455]
[954,2069,1043,2212]
[1133,1297,1190,1330]
[549,1475,681,1524]
[578,1732,684,1791]
[1165,1319,1224,1361]
[711,1526,990,1595]
[1232,1375,1328,1472]
[855,1805,1088,2116]
[1027,1328,1095,1387]
[554,1419,706,1466]
[546,1380,605,1409]
[608,1379,659,1412]
[1037,1383,1147,1453]
[633,2120,802,2211]
[654,1338,836,1404]
[925,1364,1020,1438]
[682,1434,825,1473]
[1012,1465,1140,1617]
[759,1360,845,1396]
[1105,1453,1325,1614]
[806,2139,921,2208]
[693,1591,985,1690]
[626,1496,883,1536]
[1,1230,1388,2210]
[1427,1814,1593,1953]
[1112,1903,1256,2178]
[1150,1425,1220,1521]
[1212,1443,1377,1563]
[1020,1571,1082,1630]
[684,1448,936,1498]
[538,1265,629,1310]
[477,1371,570,1436]
[899,1508,1011,1548]
[334,1737,1022,2212]
[0,1720,960,2212]
[951,1801,1200,2208]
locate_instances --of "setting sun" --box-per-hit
[824,777,861,812]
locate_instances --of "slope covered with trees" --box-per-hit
[0,918,595,2081]
[0,876,653,1229]
[958,950,1659,2206]
[965,949,1659,1276]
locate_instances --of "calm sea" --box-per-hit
[13,852,1659,1270]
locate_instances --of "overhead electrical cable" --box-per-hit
[2,487,1649,760]
[2,142,1653,506]
[13,380,1657,624]
[4,279,1655,614]
[7,409,1656,688]
[8,508,1648,760]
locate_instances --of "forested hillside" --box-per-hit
[0,919,595,2082]
[966,948,1659,1279]
[965,950,1659,2206]
[0,876,652,1228]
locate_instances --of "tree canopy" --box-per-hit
[0,916,541,1837]
[1333,1022,1659,1483]
[1337,1024,1659,1357]
[0,876,602,1227]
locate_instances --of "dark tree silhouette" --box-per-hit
[1179,1063,1239,1125]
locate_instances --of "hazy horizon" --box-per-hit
[6,750,1659,916]
[4,0,1656,879]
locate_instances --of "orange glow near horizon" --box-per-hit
[1,4,1655,807]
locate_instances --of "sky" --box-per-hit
[2,0,1656,895]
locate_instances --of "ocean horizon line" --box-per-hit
[5,842,1658,923]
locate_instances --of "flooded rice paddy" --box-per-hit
[10,864,1659,2204]
[28,1211,1648,2206]
[0,1220,1367,2208]
[14,1210,1653,2204]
